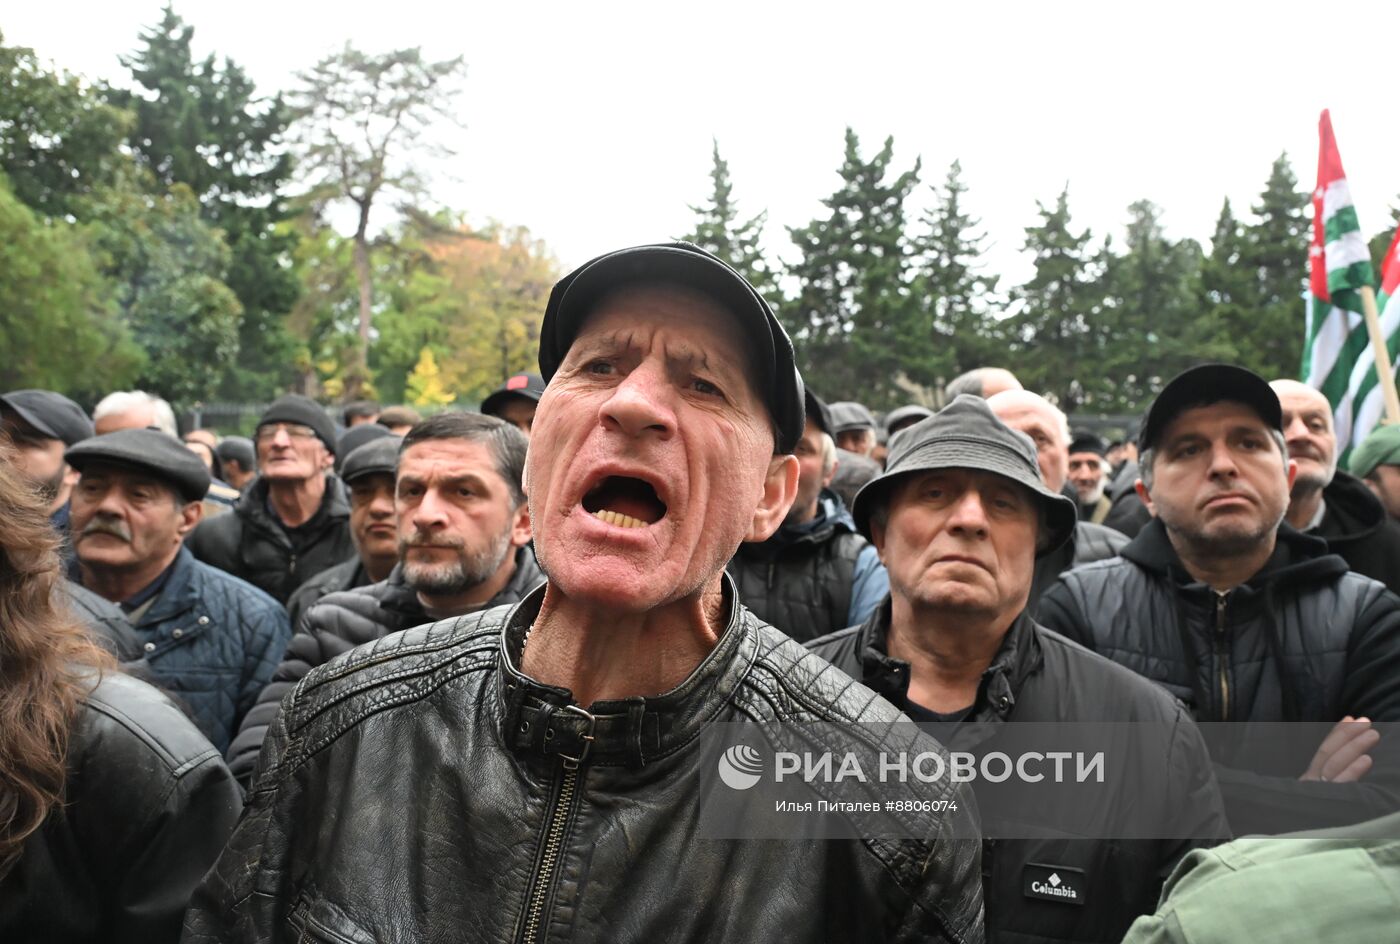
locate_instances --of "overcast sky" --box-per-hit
[8,1,1399,284]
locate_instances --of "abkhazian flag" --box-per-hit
[1349,227,1400,451]
[1301,109,1382,460]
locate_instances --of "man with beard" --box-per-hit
[226,412,543,787]
[1270,379,1400,596]
[1039,365,1400,834]
[187,242,983,943]
[1,389,94,540]
[1066,431,1113,523]
[64,429,290,753]
[727,389,888,640]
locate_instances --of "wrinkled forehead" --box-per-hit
[572,281,763,388]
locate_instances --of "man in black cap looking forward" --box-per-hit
[808,396,1227,943]
[1,389,95,534]
[1039,364,1400,833]
[185,243,983,944]
[727,389,889,641]
[65,428,290,752]
[187,394,356,602]
[482,371,547,437]
[1066,430,1112,523]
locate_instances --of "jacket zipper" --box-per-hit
[1214,591,1230,721]
[517,705,594,944]
[520,764,580,944]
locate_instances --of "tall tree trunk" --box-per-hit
[350,199,374,400]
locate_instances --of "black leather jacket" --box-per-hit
[185,581,985,943]
[1,671,242,942]
[186,475,355,603]
[226,547,544,785]
[809,605,1228,943]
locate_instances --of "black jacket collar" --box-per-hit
[1119,517,1348,589]
[493,573,754,769]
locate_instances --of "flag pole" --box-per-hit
[1359,283,1400,425]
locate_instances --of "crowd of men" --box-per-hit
[3,240,1400,942]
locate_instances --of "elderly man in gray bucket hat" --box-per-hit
[809,395,1227,944]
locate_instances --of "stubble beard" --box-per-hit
[402,529,513,595]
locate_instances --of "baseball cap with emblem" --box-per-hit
[481,373,546,418]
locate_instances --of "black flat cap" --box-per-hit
[259,394,337,455]
[215,436,256,470]
[829,401,877,435]
[66,429,211,503]
[1068,430,1107,457]
[336,423,395,473]
[340,435,402,484]
[805,388,835,438]
[851,395,1077,557]
[481,373,546,417]
[537,242,804,454]
[1,389,94,445]
[1138,364,1282,454]
[885,404,934,436]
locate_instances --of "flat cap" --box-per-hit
[1349,424,1400,479]
[1,389,94,445]
[885,404,934,436]
[336,423,395,473]
[829,401,877,435]
[852,395,1077,557]
[340,435,402,484]
[66,429,211,502]
[537,242,805,453]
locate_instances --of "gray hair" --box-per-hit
[819,432,837,477]
[92,390,177,437]
[1139,428,1288,492]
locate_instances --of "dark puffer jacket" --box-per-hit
[186,474,355,603]
[808,605,1229,944]
[726,490,887,642]
[226,546,544,785]
[1027,520,1129,616]
[285,558,370,629]
[1,670,242,943]
[1039,518,1400,834]
[118,546,291,754]
[1102,460,1152,538]
[1312,470,1400,597]
[185,580,985,944]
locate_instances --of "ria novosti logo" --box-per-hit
[717,745,764,790]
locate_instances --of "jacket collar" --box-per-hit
[738,489,856,557]
[493,573,755,769]
[135,545,201,626]
[1119,517,1347,588]
[852,599,1042,722]
[239,473,350,532]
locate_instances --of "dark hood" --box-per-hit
[1120,516,1350,589]
[1317,470,1387,547]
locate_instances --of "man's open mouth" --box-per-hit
[582,476,667,530]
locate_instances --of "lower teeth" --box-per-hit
[594,509,647,529]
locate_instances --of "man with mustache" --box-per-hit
[1,389,94,543]
[186,243,983,943]
[1039,365,1400,834]
[225,413,542,787]
[1269,378,1400,596]
[64,428,290,753]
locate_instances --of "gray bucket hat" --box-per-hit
[851,394,1078,556]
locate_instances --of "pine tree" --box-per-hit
[684,140,778,302]
[1239,153,1310,378]
[1009,186,1102,411]
[116,5,301,401]
[783,129,921,406]
[404,346,455,407]
[910,160,1002,391]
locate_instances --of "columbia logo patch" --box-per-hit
[1023,863,1085,905]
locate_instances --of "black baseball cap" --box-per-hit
[481,373,546,418]
[852,395,1077,557]
[1,389,94,445]
[537,242,804,454]
[1138,364,1282,453]
[65,429,211,503]
[804,389,835,438]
